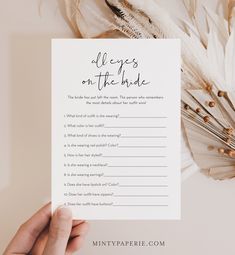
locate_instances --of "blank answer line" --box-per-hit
[120,136,167,138]
[107,166,168,168]
[103,175,168,178]
[103,156,166,158]
[119,185,168,187]
[118,146,166,148]
[114,195,169,197]
[113,204,168,207]
[119,117,167,119]
[105,126,166,129]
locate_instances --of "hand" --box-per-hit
[3,203,89,255]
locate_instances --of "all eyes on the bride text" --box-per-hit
[81,52,150,91]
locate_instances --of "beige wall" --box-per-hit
[1,0,235,254]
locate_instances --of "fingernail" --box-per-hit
[56,206,72,220]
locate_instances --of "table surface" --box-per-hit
[1,0,235,254]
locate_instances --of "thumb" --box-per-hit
[43,206,72,255]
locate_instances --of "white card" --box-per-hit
[52,39,181,220]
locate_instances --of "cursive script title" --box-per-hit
[82,52,150,91]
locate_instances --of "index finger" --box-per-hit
[4,203,51,254]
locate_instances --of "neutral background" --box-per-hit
[1,0,235,254]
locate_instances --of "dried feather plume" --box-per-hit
[62,0,235,180]
[228,0,235,33]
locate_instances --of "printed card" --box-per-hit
[52,39,181,220]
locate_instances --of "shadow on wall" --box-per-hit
[0,35,51,250]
